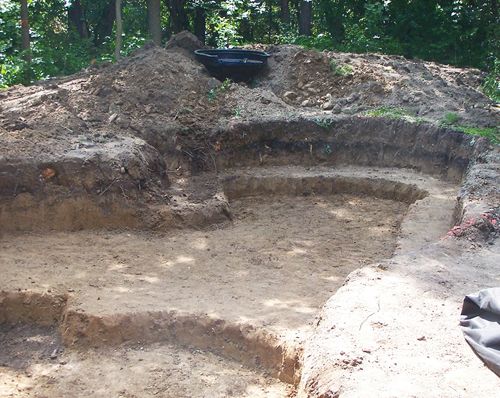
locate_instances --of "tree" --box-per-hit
[115,0,123,60]
[68,0,89,39]
[20,0,31,62]
[166,0,189,34]
[280,0,290,24]
[194,4,206,43]
[93,0,116,47]
[317,0,345,44]
[147,0,162,45]
[299,0,312,36]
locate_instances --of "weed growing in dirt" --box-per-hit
[368,107,499,143]
[439,112,499,143]
[329,60,354,77]
[313,117,334,129]
[365,106,425,124]
[452,126,499,144]
[207,78,232,102]
[441,112,460,125]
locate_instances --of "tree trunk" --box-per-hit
[166,0,189,34]
[319,0,344,44]
[267,0,273,42]
[94,0,116,46]
[115,0,123,60]
[280,0,290,24]
[147,0,162,45]
[194,6,206,43]
[68,0,89,39]
[20,0,31,62]
[299,0,312,36]
[240,17,253,43]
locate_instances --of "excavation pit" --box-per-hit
[0,166,461,395]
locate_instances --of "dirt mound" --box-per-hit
[261,45,498,127]
[1,39,496,164]
[0,47,211,161]
[165,30,207,56]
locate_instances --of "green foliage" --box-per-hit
[313,117,334,129]
[292,33,335,51]
[0,0,498,89]
[365,106,426,124]
[482,58,500,103]
[207,78,232,101]
[329,60,353,76]
[0,0,150,87]
[441,112,460,126]
[453,126,499,144]
[366,106,499,144]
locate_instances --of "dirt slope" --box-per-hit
[0,35,497,164]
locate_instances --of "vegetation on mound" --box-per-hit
[452,126,499,144]
[207,78,232,102]
[365,107,426,124]
[481,59,500,103]
[329,60,354,77]
[366,107,500,144]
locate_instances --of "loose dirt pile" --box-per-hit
[0,32,497,164]
[263,45,498,126]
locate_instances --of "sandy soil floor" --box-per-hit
[0,193,411,397]
[0,324,291,398]
[0,194,406,341]
[298,238,500,398]
[0,165,463,396]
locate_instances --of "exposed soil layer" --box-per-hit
[0,325,291,398]
[1,33,499,398]
[0,167,459,391]
[298,238,500,398]
[0,194,406,378]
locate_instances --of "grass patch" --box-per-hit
[365,106,426,124]
[453,126,499,144]
[330,60,354,77]
[441,112,460,125]
[367,106,498,144]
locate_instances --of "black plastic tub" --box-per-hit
[194,49,270,82]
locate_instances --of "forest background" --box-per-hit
[0,0,498,100]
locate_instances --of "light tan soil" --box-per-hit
[0,325,291,398]
[298,238,500,398]
[0,193,405,338]
[0,165,463,395]
[0,193,407,394]
[1,33,498,397]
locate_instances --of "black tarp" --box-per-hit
[460,288,500,377]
